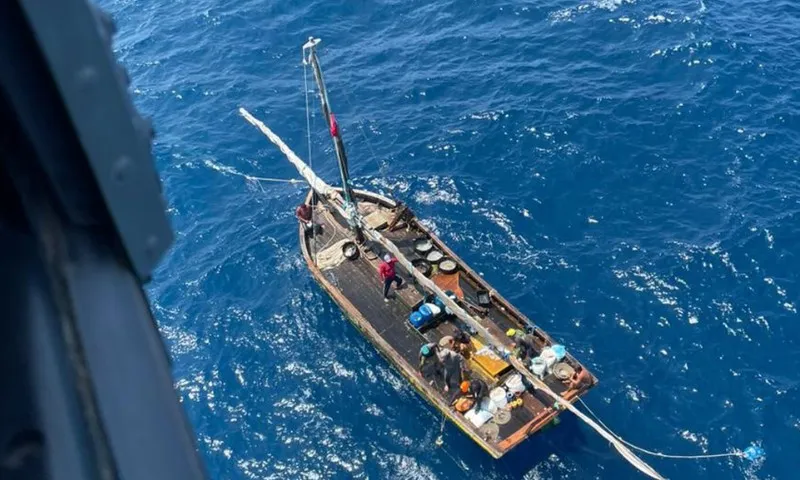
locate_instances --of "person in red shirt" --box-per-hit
[378,253,404,302]
[295,203,318,235]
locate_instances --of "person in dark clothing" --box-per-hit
[470,379,489,406]
[378,253,404,302]
[452,329,472,357]
[418,343,443,386]
[506,328,537,360]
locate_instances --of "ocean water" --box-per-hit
[99,0,799,478]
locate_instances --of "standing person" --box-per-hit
[379,253,404,302]
[436,336,466,392]
[418,343,442,386]
[295,203,313,233]
[452,329,473,357]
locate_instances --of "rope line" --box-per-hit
[338,91,388,178]
[246,176,303,184]
[578,398,745,460]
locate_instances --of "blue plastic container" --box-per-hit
[409,311,426,329]
[552,344,567,361]
[418,305,434,324]
[433,296,445,310]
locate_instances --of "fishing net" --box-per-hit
[316,239,351,270]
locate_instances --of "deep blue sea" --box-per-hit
[99,0,799,478]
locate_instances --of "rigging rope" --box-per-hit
[338,91,389,179]
[577,398,745,460]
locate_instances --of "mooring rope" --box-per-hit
[578,398,746,460]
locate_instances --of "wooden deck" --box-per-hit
[300,189,596,457]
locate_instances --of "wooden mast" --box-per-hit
[303,37,364,243]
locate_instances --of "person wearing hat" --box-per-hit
[461,378,489,405]
[506,328,537,360]
[378,253,404,302]
[418,343,443,386]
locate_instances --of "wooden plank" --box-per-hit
[469,337,511,378]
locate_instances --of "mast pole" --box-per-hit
[303,37,364,243]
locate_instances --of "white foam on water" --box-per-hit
[763,228,774,248]
[625,384,646,403]
[380,453,438,480]
[158,324,199,355]
[679,430,710,452]
[414,189,462,205]
[467,110,503,121]
[330,361,357,380]
[646,14,669,23]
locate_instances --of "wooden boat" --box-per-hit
[299,186,596,457]
[240,38,665,477]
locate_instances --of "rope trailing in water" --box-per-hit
[435,411,446,447]
[246,176,303,184]
[578,398,749,460]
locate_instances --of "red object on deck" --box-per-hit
[329,113,339,137]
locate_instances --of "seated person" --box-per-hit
[506,328,537,360]
[460,379,489,405]
[566,366,593,393]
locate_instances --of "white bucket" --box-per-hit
[541,348,558,369]
[478,397,498,414]
[505,373,526,395]
[530,357,547,377]
[422,303,441,316]
[490,387,508,409]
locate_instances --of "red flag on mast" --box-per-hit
[329,113,339,137]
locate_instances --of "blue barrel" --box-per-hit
[434,296,445,310]
[409,311,426,329]
[418,305,434,324]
